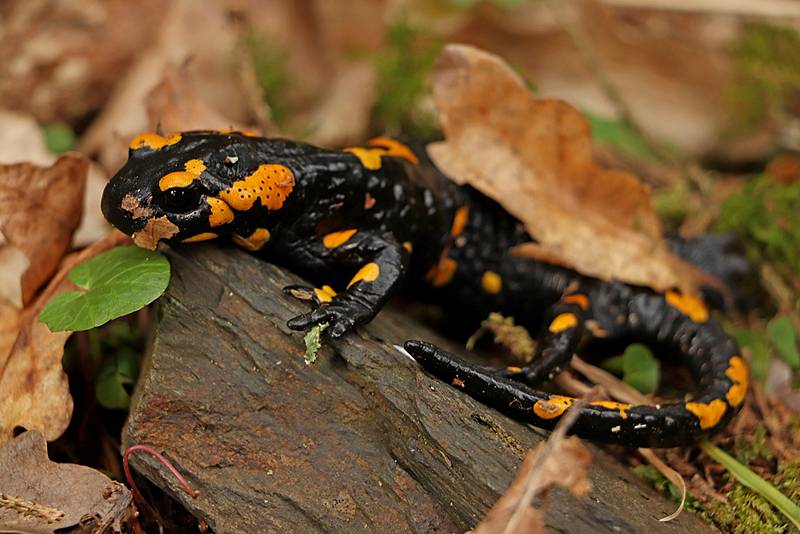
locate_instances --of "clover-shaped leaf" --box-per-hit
[39,246,170,332]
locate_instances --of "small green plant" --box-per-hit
[716,174,800,281]
[372,20,441,137]
[39,246,170,332]
[44,122,76,153]
[601,343,660,394]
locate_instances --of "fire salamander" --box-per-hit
[102,130,749,448]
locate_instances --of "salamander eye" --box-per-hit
[160,187,202,213]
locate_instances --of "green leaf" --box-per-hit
[767,316,800,369]
[303,322,329,365]
[600,355,625,374]
[622,343,660,394]
[44,122,76,153]
[39,246,170,332]
[733,328,770,381]
[95,347,139,409]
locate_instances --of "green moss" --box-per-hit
[734,424,774,465]
[631,465,705,513]
[706,483,795,534]
[372,20,441,137]
[245,34,290,127]
[715,174,800,279]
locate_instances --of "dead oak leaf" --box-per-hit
[472,437,592,534]
[0,231,131,446]
[0,154,88,307]
[0,431,131,533]
[428,44,700,293]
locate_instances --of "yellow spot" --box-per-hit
[367,136,419,164]
[219,164,295,211]
[158,159,207,191]
[344,147,383,170]
[348,262,380,288]
[129,132,182,150]
[481,271,502,294]
[232,228,271,251]
[184,159,206,175]
[533,395,574,419]
[590,400,630,419]
[323,229,357,249]
[207,197,234,227]
[182,232,218,243]
[549,313,577,333]
[426,257,457,287]
[450,206,469,237]
[725,356,748,407]
[686,399,727,430]
[403,241,413,253]
[563,293,589,310]
[217,129,259,137]
[665,291,709,323]
[505,366,522,373]
[314,285,337,303]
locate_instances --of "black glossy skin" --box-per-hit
[102,131,748,448]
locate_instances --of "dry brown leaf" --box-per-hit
[0,231,131,446]
[428,44,701,293]
[0,430,131,533]
[472,433,592,534]
[78,0,263,172]
[0,0,163,125]
[0,154,88,307]
[145,63,258,135]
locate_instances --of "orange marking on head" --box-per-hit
[426,257,457,287]
[481,271,502,294]
[367,136,419,164]
[323,229,358,249]
[665,291,709,323]
[219,164,295,211]
[207,197,234,227]
[685,399,727,429]
[232,228,271,251]
[314,285,337,303]
[533,395,574,419]
[344,147,382,170]
[129,132,182,150]
[402,241,413,253]
[159,159,206,191]
[590,400,630,419]
[563,293,589,310]
[182,232,218,243]
[450,206,469,237]
[725,356,748,406]
[505,366,522,373]
[549,313,577,333]
[348,263,380,288]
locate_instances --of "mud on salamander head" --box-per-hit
[101,131,296,250]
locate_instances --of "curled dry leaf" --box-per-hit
[0,231,131,446]
[428,44,702,293]
[0,154,88,307]
[472,437,592,534]
[0,430,131,533]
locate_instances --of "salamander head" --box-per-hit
[102,131,292,250]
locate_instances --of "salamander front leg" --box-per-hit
[286,231,408,338]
